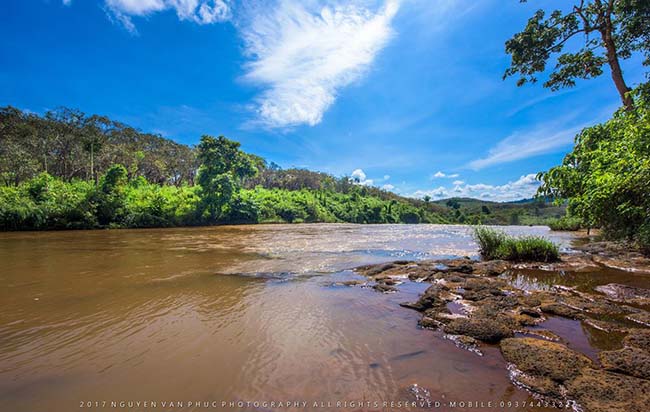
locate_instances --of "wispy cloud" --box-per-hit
[240,0,400,128]
[102,0,231,33]
[467,123,586,171]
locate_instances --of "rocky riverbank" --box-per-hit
[354,247,650,412]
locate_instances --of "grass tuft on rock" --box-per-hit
[473,227,560,262]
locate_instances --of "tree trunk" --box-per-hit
[601,18,633,110]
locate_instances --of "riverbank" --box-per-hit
[355,246,650,412]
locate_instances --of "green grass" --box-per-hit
[473,226,560,262]
[548,217,582,231]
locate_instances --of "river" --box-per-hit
[0,224,614,411]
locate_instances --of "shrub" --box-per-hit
[639,222,650,256]
[548,216,582,231]
[473,226,508,260]
[473,227,559,262]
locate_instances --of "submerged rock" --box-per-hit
[443,334,482,356]
[372,283,397,293]
[500,338,592,382]
[595,283,650,305]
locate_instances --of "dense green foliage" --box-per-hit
[0,173,451,230]
[505,0,650,109]
[1,105,563,231]
[538,85,650,249]
[473,227,560,262]
[547,216,583,231]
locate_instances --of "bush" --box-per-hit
[639,222,650,256]
[548,216,582,231]
[474,226,508,260]
[473,227,559,262]
[538,84,650,243]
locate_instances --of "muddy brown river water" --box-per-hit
[0,224,646,412]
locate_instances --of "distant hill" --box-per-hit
[432,197,566,225]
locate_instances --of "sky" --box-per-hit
[1,0,647,201]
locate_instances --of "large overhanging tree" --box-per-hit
[504,0,650,110]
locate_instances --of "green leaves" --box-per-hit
[538,85,650,246]
[196,135,259,221]
[505,1,648,108]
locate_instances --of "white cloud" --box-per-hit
[412,186,448,199]
[381,183,395,191]
[103,0,231,33]
[431,171,459,179]
[467,122,587,170]
[350,168,373,186]
[452,180,464,185]
[241,0,399,128]
[383,174,390,181]
[407,174,542,202]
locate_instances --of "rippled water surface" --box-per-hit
[0,224,580,411]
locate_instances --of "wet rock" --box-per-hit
[474,260,509,276]
[513,254,599,272]
[402,284,447,311]
[626,311,650,327]
[359,263,395,277]
[331,280,365,287]
[372,283,396,293]
[418,316,441,330]
[460,278,509,301]
[520,329,562,342]
[438,258,475,274]
[519,294,543,307]
[444,334,482,356]
[599,347,650,379]
[624,329,650,351]
[519,307,541,318]
[565,368,650,412]
[377,277,399,286]
[583,318,629,333]
[443,318,513,343]
[561,294,633,316]
[512,314,541,327]
[576,241,650,274]
[507,366,563,399]
[500,338,592,382]
[470,294,518,313]
[539,303,583,319]
[595,283,650,305]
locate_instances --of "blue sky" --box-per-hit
[1,0,647,201]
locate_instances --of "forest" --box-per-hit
[0,106,566,231]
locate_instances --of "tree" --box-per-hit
[504,0,650,110]
[537,85,650,244]
[196,135,257,221]
[82,115,111,183]
[423,195,432,203]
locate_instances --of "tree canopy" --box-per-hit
[537,84,650,250]
[504,0,650,110]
